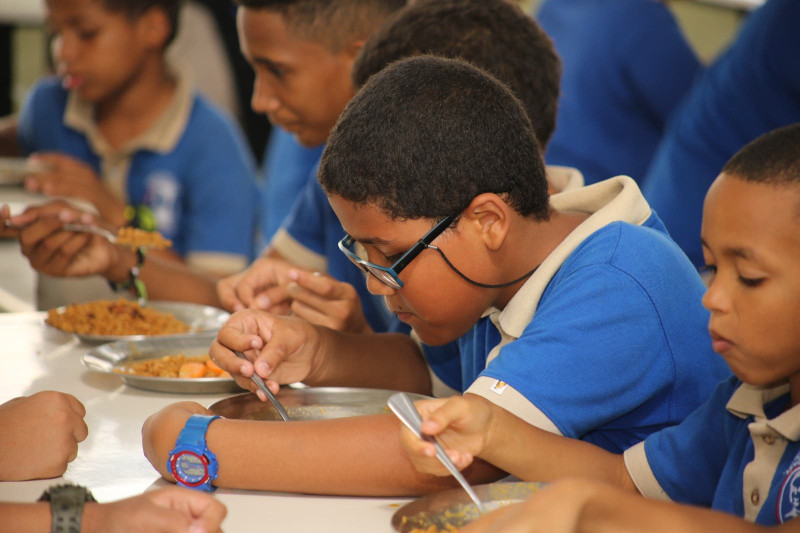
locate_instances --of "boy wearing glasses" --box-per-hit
[142,56,729,495]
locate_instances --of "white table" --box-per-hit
[0,313,411,531]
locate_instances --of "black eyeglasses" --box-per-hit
[337,214,456,289]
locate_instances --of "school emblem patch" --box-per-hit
[776,462,800,522]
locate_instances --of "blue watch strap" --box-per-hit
[177,414,220,447]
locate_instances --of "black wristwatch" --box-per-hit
[38,484,97,533]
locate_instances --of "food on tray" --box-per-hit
[47,299,190,336]
[114,354,231,378]
[115,227,172,249]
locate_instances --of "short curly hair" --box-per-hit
[352,0,560,149]
[722,123,800,186]
[319,55,550,222]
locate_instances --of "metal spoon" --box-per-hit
[388,392,487,513]
[234,351,291,421]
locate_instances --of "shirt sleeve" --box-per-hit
[625,377,739,505]
[181,110,258,267]
[17,80,54,155]
[472,263,684,448]
[270,169,328,269]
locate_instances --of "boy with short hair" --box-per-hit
[4,0,257,278]
[217,0,582,329]
[141,56,728,496]
[405,123,800,530]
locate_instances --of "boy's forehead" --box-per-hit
[327,195,398,241]
[46,0,110,21]
[237,7,333,58]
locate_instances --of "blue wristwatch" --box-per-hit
[167,414,220,491]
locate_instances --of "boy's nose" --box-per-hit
[701,279,728,313]
[251,77,281,115]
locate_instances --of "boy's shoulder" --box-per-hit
[24,76,70,116]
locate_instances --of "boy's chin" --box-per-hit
[411,325,460,347]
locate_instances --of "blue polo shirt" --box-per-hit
[538,0,701,185]
[258,128,324,249]
[272,173,406,334]
[628,377,800,525]
[17,77,258,267]
[423,177,730,453]
[641,0,800,266]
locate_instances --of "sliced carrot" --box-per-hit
[178,362,206,378]
[206,359,224,375]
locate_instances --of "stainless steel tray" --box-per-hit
[392,481,545,532]
[48,301,230,344]
[210,387,430,421]
[82,333,241,394]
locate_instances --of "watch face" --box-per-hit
[170,451,209,486]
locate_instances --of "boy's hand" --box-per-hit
[83,486,227,533]
[24,153,126,226]
[0,391,88,480]
[209,310,323,397]
[141,402,213,481]
[285,269,373,334]
[400,395,496,476]
[15,203,124,280]
[216,256,295,313]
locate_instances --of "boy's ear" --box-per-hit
[341,39,366,64]
[138,6,172,50]
[463,193,511,252]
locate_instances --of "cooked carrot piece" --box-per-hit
[178,362,206,378]
[206,359,224,375]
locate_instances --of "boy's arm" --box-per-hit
[11,203,222,306]
[142,402,506,496]
[210,309,429,393]
[462,478,773,533]
[404,395,635,491]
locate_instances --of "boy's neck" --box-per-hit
[492,209,589,309]
[789,373,800,407]
[94,57,177,151]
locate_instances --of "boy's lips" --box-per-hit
[62,74,86,90]
[709,329,734,354]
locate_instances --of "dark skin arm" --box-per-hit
[142,402,506,496]
[462,478,782,533]
[7,202,222,306]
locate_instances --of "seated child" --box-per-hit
[401,123,800,528]
[217,0,580,331]
[141,56,729,496]
[1,0,257,281]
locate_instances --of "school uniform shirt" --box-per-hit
[258,128,324,250]
[422,176,731,453]
[17,70,258,275]
[269,166,585,334]
[641,0,800,267]
[625,377,800,525]
[538,0,702,185]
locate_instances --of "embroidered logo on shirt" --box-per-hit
[776,462,800,522]
[490,380,508,395]
[143,172,180,238]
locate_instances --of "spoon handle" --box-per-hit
[388,393,487,513]
[234,351,291,421]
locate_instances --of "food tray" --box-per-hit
[82,332,240,394]
[392,481,545,532]
[210,387,430,421]
[48,300,230,344]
